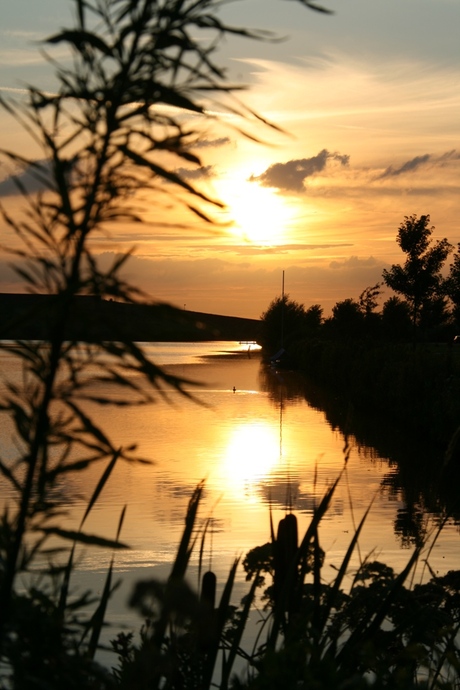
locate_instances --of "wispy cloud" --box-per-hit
[193,137,231,149]
[175,166,214,180]
[376,151,460,181]
[330,256,379,270]
[377,154,431,179]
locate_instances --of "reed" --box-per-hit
[106,474,460,689]
[1,2,459,688]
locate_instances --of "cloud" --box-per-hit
[329,256,379,270]
[378,154,431,179]
[0,162,45,197]
[174,165,214,180]
[0,158,75,197]
[249,149,350,193]
[376,150,460,181]
[193,137,231,149]
[218,242,353,256]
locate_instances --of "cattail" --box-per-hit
[274,513,298,610]
[200,570,216,610]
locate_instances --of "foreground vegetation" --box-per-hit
[1,1,460,688]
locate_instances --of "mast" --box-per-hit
[281,270,285,349]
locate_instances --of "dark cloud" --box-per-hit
[193,137,231,149]
[174,165,214,180]
[378,154,431,180]
[0,160,47,197]
[438,150,460,164]
[0,158,76,197]
[249,149,350,193]
[377,150,460,181]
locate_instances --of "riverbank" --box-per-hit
[0,293,262,343]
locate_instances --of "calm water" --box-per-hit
[1,341,459,642]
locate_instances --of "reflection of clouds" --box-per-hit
[259,479,344,517]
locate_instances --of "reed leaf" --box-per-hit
[202,556,240,689]
[220,568,261,690]
[318,500,374,650]
[84,506,127,659]
[40,526,129,549]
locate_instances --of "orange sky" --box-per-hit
[1,0,459,318]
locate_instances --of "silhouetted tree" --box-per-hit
[304,303,323,332]
[359,282,382,338]
[382,215,452,337]
[327,298,365,339]
[418,295,451,341]
[260,295,307,352]
[445,243,460,331]
[381,296,412,341]
[359,283,381,317]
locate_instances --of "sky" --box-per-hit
[1,0,459,318]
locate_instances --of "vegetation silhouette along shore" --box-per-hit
[260,213,460,448]
[1,1,460,689]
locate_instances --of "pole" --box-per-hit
[281,270,285,349]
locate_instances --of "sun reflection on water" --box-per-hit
[219,421,283,501]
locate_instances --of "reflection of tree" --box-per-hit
[257,478,344,517]
[258,364,307,406]
[261,360,460,543]
[393,506,427,549]
[301,377,460,544]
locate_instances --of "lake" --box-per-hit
[1,340,459,655]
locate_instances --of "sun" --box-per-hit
[218,177,293,245]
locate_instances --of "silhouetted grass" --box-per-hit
[108,476,460,690]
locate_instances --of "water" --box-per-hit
[1,341,459,653]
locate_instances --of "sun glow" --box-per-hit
[219,177,293,245]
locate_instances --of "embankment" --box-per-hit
[0,293,262,343]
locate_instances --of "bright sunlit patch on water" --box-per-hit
[219,422,281,501]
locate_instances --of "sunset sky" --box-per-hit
[1,0,459,318]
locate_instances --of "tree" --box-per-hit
[382,215,452,335]
[359,283,381,317]
[381,296,412,341]
[418,295,451,340]
[327,298,365,339]
[260,294,307,353]
[305,303,323,332]
[359,282,382,338]
[445,243,460,330]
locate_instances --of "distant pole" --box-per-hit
[281,270,285,349]
[184,304,186,310]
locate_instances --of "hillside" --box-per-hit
[0,293,262,343]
